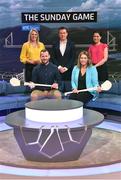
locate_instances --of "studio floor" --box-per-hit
[0,116,121,179]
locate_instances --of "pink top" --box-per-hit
[88,43,108,64]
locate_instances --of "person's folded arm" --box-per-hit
[95,47,108,67]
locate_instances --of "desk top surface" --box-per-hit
[6,108,104,130]
[25,99,83,110]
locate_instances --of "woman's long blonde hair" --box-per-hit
[28,29,40,47]
[77,51,92,68]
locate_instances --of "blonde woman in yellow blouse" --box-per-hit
[20,29,45,81]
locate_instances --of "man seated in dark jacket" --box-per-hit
[30,49,62,101]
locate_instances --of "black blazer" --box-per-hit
[51,40,76,81]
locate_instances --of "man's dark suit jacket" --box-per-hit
[51,39,76,81]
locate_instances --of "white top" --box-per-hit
[59,40,67,56]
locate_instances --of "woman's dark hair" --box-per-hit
[93,31,102,37]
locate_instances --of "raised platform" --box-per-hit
[0,127,121,169]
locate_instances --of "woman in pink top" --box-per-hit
[88,32,108,82]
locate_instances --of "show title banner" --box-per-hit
[21,12,97,23]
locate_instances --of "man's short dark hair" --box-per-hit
[58,27,69,33]
[40,49,49,54]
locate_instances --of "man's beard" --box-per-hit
[41,60,49,65]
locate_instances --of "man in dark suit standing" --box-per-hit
[51,27,76,91]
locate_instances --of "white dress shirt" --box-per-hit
[59,40,67,56]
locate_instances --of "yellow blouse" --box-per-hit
[20,42,45,64]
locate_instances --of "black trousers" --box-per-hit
[69,92,93,104]
[61,68,73,81]
[25,63,36,82]
[96,63,108,82]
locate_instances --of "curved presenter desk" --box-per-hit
[6,99,104,162]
